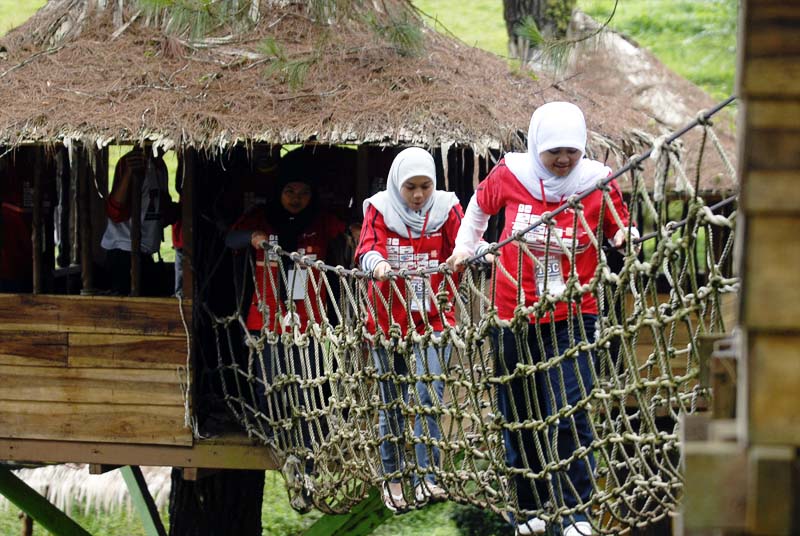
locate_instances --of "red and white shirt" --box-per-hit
[475,159,630,323]
[356,204,463,336]
[231,209,345,332]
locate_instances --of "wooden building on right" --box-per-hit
[680,2,800,534]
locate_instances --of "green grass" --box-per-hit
[413,0,736,101]
[0,0,42,36]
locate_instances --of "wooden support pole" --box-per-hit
[78,148,94,294]
[746,446,795,535]
[130,155,142,297]
[88,464,121,475]
[0,467,91,536]
[120,466,167,536]
[180,147,194,299]
[31,150,42,294]
[304,486,392,536]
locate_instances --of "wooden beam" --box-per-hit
[31,148,43,295]
[88,464,121,475]
[0,467,91,536]
[0,400,191,446]
[0,365,184,406]
[120,466,167,536]
[305,486,391,536]
[0,436,277,470]
[0,295,191,336]
[748,333,800,445]
[682,441,747,531]
[746,446,795,535]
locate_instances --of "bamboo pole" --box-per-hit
[129,155,142,297]
[31,149,42,294]
[79,147,94,294]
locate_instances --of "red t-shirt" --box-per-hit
[231,209,345,332]
[355,204,463,336]
[476,159,630,323]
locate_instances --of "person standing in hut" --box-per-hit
[355,147,463,513]
[101,146,178,296]
[448,102,638,536]
[226,147,345,510]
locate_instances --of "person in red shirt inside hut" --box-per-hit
[226,147,345,507]
[355,147,463,513]
[448,102,638,536]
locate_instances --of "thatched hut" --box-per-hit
[0,0,734,478]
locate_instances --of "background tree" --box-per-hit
[503,0,576,61]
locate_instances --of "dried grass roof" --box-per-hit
[0,1,736,193]
[0,1,651,154]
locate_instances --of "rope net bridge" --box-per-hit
[202,99,737,533]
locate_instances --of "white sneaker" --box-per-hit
[516,517,546,535]
[563,521,593,536]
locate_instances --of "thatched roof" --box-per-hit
[0,0,653,158]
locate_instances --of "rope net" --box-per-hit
[202,101,737,533]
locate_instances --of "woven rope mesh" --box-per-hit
[202,101,737,533]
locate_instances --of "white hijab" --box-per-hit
[364,147,459,238]
[504,101,611,203]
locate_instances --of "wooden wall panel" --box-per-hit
[0,365,183,406]
[0,400,191,446]
[68,333,186,369]
[743,171,800,214]
[0,295,191,336]
[748,334,800,445]
[741,217,800,330]
[0,331,67,366]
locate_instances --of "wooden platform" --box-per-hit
[0,294,193,448]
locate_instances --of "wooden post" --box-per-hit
[0,467,91,536]
[130,153,142,297]
[682,2,800,534]
[31,148,42,294]
[120,466,167,536]
[78,147,94,294]
[180,148,194,299]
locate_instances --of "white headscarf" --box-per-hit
[504,101,611,203]
[363,147,459,238]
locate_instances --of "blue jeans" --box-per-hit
[373,334,451,486]
[252,336,329,474]
[493,315,597,528]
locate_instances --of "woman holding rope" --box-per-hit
[448,102,637,536]
[355,147,463,513]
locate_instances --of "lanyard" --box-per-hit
[405,211,430,255]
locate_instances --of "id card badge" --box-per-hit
[287,268,308,300]
[409,277,431,312]
[535,253,566,297]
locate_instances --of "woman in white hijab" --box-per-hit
[447,102,637,536]
[355,147,463,512]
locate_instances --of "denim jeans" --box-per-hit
[252,336,329,474]
[493,315,597,528]
[373,333,451,486]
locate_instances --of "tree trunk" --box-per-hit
[168,469,265,536]
[503,0,576,59]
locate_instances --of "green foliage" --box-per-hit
[364,8,425,57]
[515,16,544,47]
[545,0,578,36]
[137,0,257,38]
[450,503,514,536]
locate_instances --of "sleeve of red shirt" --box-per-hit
[603,178,632,238]
[230,205,266,233]
[354,204,388,263]
[442,203,464,258]
[474,160,508,216]
[105,196,130,223]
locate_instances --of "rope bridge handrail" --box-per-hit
[201,97,738,534]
